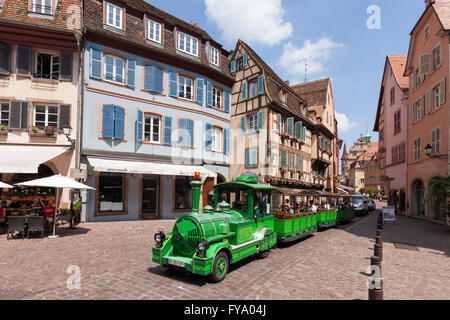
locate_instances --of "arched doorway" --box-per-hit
[411,179,425,217]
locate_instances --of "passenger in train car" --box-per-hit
[283,199,291,213]
[308,200,318,212]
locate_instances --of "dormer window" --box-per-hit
[31,0,54,15]
[106,2,124,30]
[178,32,198,57]
[148,19,162,43]
[210,47,219,66]
[281,91,287,104]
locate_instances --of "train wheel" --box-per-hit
[208,252,229,283]
[257,250,270,259]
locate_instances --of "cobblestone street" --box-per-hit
[1,201,449,300]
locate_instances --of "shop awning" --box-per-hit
[0,145,70,173]
[87,157,217,179]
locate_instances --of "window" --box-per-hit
[236,57,244,71]
[433,85,440,109]
[247,114,257,133]
[211,127,222,152]
[144,114,160,143]
[433,44,441,70]
[245,148,258,168]
[431,128,440,154]
[394,110,401,134]
[147,19,162,43]
[424,25,429,41]
[210,47,219,66]
[106,2,123,29]
[32,0,53,15]
[104,55,124,83]
[178,76,193,100]
[414,137,421,161]
[178,32,198,56]
[98,173,124,212]
[35,53,59,79]
[212,87,222,108]
[415,99,423,122]
[390,87,395,105]
[281,91,287,104]
[399,142,406,162]
[249,80,258,99]
[175,177,193,210]
[415,68,422,87]
[34,105,58,130]
[143,64,164,94]
[0,102,9,127]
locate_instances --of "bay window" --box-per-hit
[144,114,161,143]
[178,32,198,56]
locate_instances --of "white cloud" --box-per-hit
[279,37,343,78]
[335,112,357,132]
[204,0,293,46]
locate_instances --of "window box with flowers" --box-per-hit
[298,138,305,145]
[0,125,7,135]
[290,136,298,143]
[29,125,55,137]
[280,132,289,140]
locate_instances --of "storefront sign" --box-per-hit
[382,206,396,223]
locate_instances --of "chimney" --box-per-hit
[194,22,200,28]
[425,0,435,7]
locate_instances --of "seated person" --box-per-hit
[31,197,45,215]
[42,200,57,229]
[253,203,262,218]
[283,199,291,213]
[8,197,21,209]
[0,203,5,223]
[308,200,318,213]
[323,200,330,210]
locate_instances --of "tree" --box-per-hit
[427,175,450,225]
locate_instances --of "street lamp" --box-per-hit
[63,125,75,149]
[424,144,448,159]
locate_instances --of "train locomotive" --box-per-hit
[152,174,354,282]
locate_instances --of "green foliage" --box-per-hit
[73,201,82,212]
[59,208,70,215]
[0,124,6,131]
[427,175,450,215]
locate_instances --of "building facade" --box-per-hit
[403,0,449,223]
[374,55,409,213]
[0,0,82,208]
[81,0,233,221]
[228,40,334,195]
[348,142,379,194]
[341,131,372,185]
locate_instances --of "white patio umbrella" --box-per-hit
[16,174,95,238]
[0,182,13,189]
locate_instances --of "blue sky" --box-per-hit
[146,0,425,154]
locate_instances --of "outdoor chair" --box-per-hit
[57,213,72,231]
[26,216,44,239]
[7,216,25,240]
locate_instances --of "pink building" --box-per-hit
[374,55,409,214]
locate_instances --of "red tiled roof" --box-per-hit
[433,0,450,30]
[388,55,408,89]
[291,78,330,107]
[353,142,379,168]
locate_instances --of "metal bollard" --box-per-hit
[368,287,383,300]
[375,235,382,245]
[368,263,383,300]
[370,255,382,272]
[374,243,383,261]
[376,229,382,237]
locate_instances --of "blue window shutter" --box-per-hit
[245,149,249,167]
[163,116,172,146]
[205,123,212,151]
[136,109,143,141]
[126,58,136,88]
[242,53,248,67]
[224,128,230,154]
[90,47,102,80]
[169,70,178,97]
[206,80,213,107]
[177,118,186,146]
[154,66,164,94]
[280,150,287,168]
[257,74,264,94]
[276,113,281,133]
[241,81,247,100]
[102,104,115,138]
[240,116,246,133]
[287,117,294,136]
[319,137,322,149]
[257,111,264,130]
[295,122,301,139]
[144,65,153,91]
[187,119,194,148]
[196,78,204,105]
[114,106,125,140]
[230,60,236,73]
[224,90,230,113]
[303,126,306,141]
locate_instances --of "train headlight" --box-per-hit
[198,241,210,252]
[154,231,166,244]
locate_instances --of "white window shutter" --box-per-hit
[420,53,431,76]
[426,90,431,114]
[420,96,425,120]
[410,104,415,124]
[440,78,446,104]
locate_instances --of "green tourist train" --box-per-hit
[152,174,356,283]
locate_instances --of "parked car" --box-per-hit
[368,198,376,212]
[353,195,369,216]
